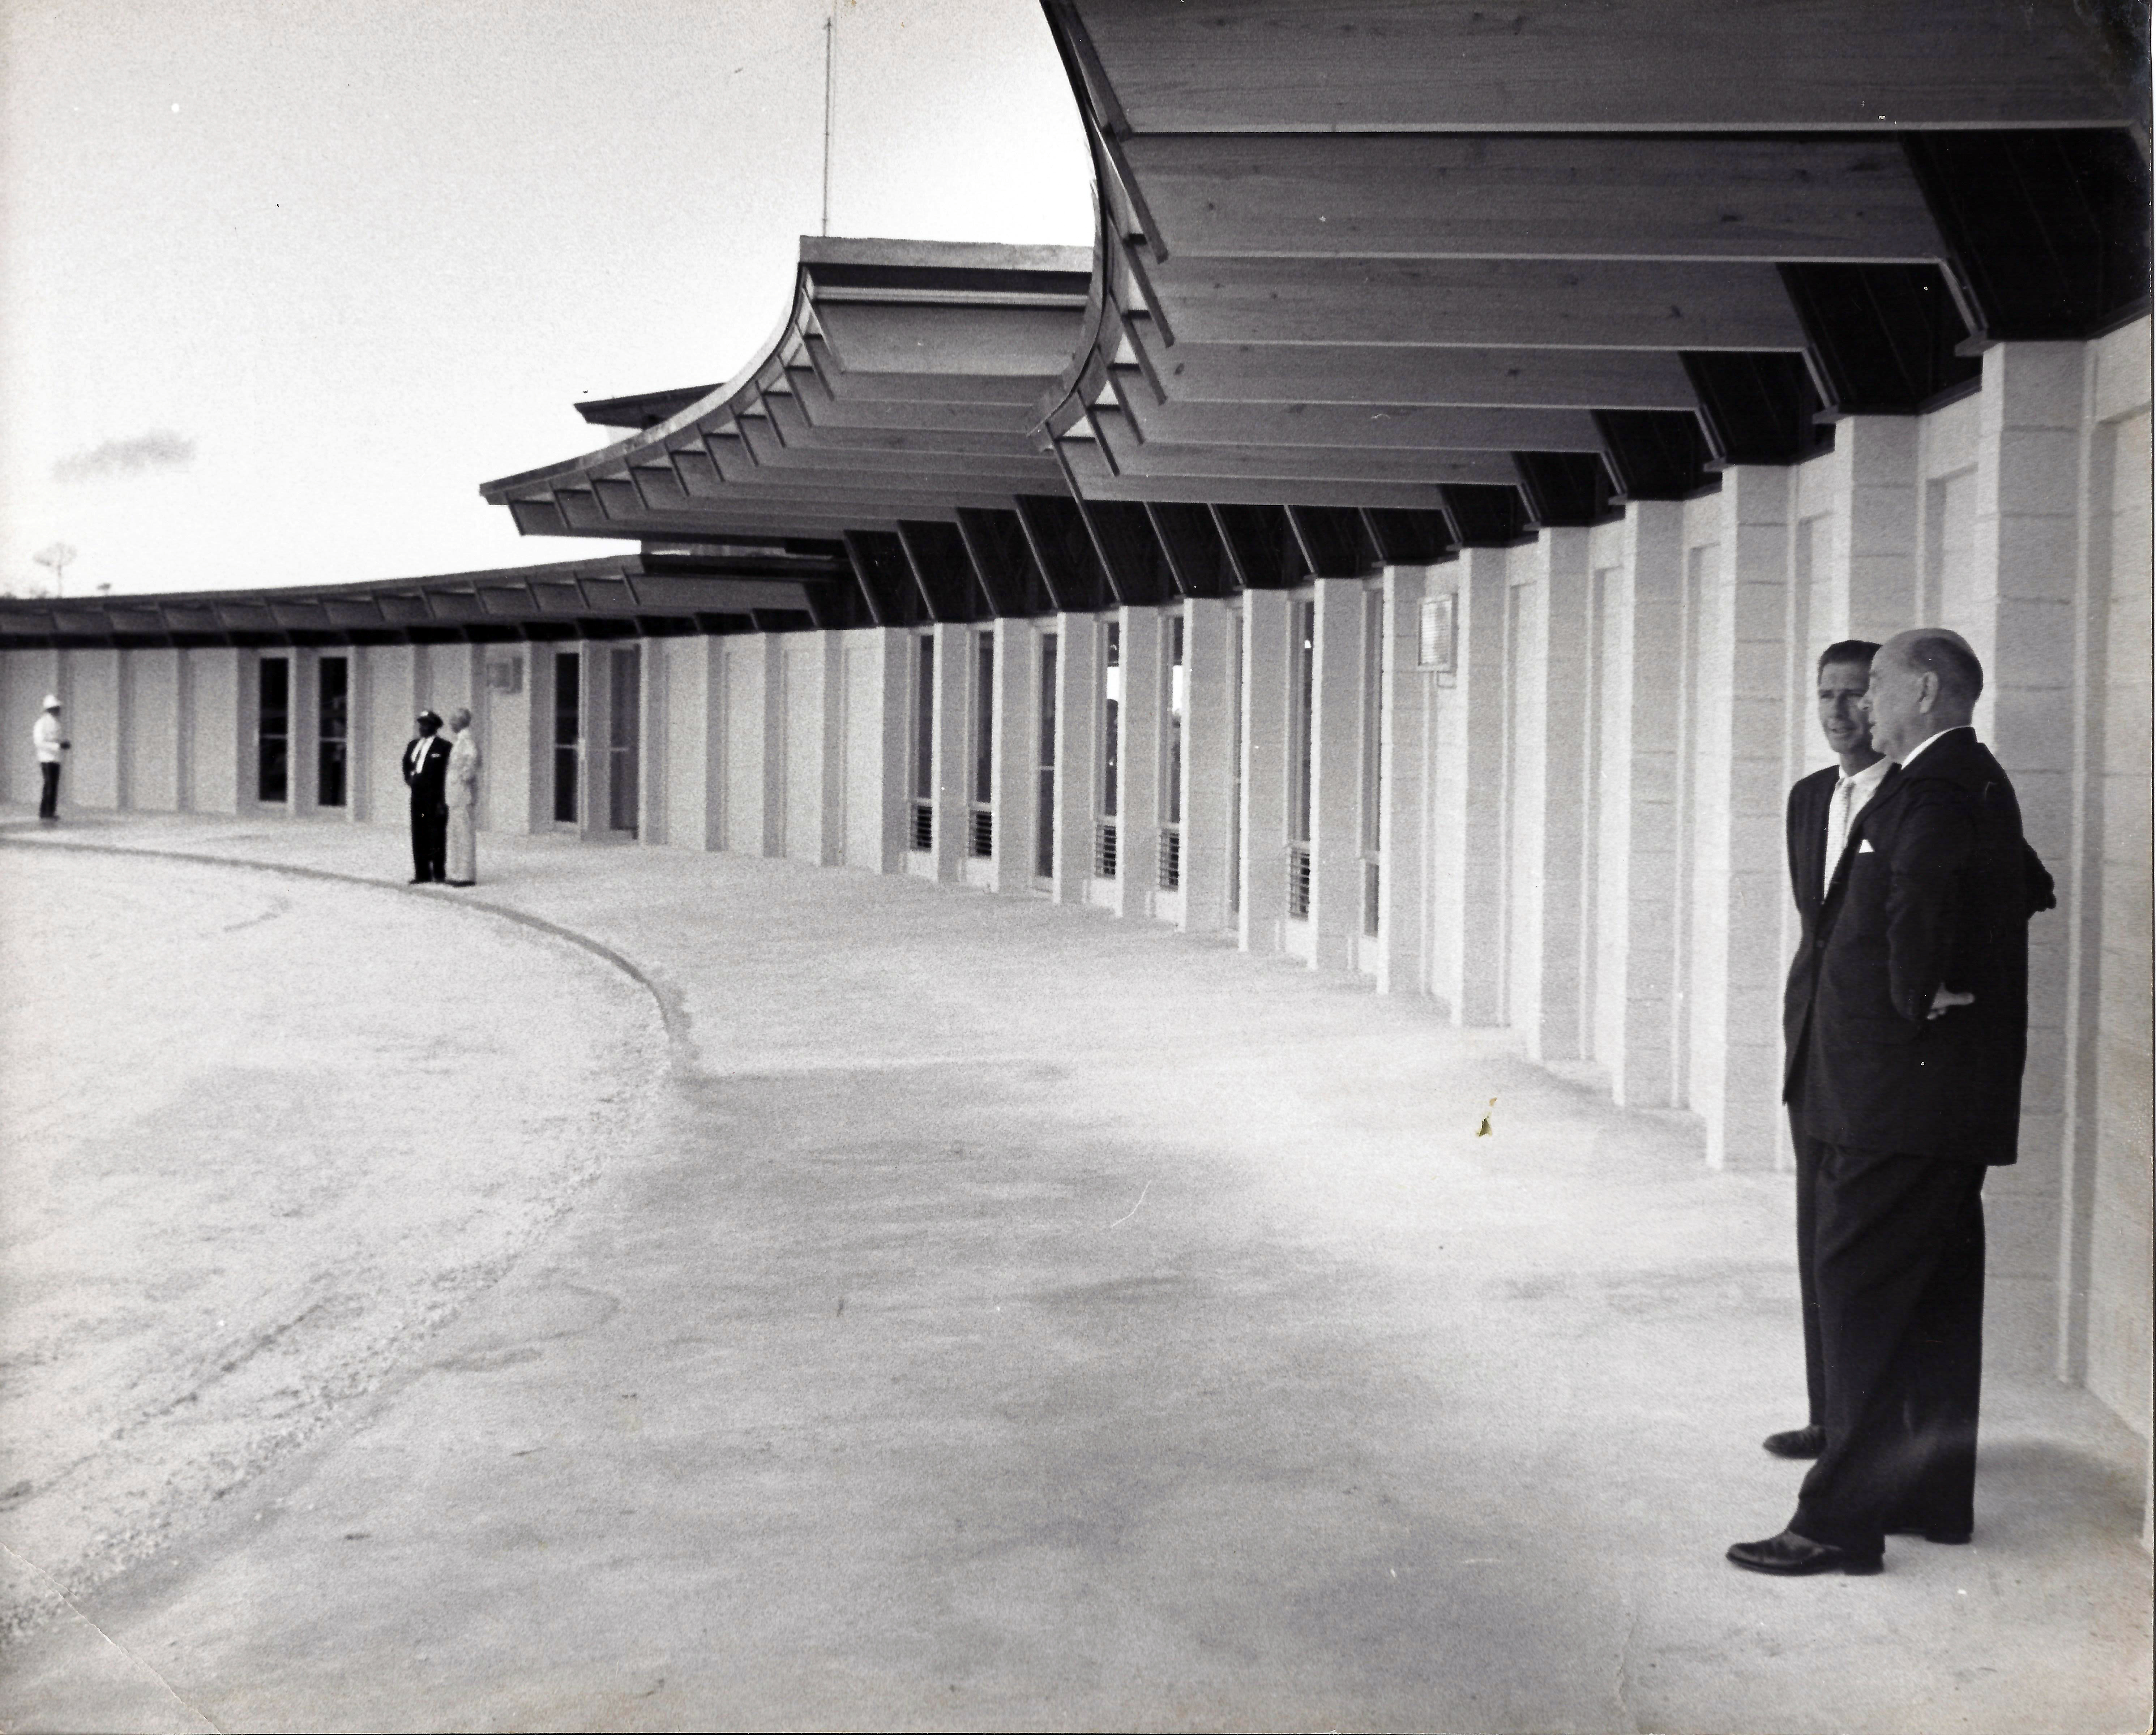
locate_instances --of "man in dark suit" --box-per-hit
[402,710,453,884]
[1762,639,1890,1464]
[1731,629,2050,1576]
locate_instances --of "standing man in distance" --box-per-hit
[402,709,452,884]
[1762,640,1890,1464]
[1732,630,2047,1576]
[31,695,69,822]
[442,706,482,887]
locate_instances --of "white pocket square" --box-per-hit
[1857,839,1876,853]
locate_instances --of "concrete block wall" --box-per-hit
[0,320,2146,1475]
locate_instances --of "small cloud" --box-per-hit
[53,430,196,484]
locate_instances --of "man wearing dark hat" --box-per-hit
[402,710,453,884]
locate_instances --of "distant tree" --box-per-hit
[32,542,77,598]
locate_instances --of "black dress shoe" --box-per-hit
[1763,1425,1825,1459]
[1727,1529,1882,1576]
[408,875,430,884]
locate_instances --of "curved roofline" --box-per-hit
[480,236,1096,505]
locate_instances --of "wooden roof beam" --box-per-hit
[1057,0,2137,133]
[1123,133,1948,263]
[1145,256,1810,351]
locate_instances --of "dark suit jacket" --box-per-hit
[402,735,452,809]
[1781,764,1843,1088]
[1791,728,2045,1166]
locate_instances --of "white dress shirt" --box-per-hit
[1897,724,1972,772]
[1824,756,1892,894]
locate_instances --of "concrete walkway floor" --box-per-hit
[0,810,2147,1734]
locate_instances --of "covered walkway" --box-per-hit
[0,813,2146,1732]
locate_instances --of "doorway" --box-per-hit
[608,646,640,836]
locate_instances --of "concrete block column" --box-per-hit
[1684,468,1796,1169]
[1506,529,1594,1061]
[1115,606,1164,920]
[366,651,416,832]
[1969,340,2088,1373]
[679,636,724,851]
[637,638,668,848]
[838,627,911,874]
[125,648,183,814]
[63,649,123,811]
[1049,614,1099,904]
[288,651,320,816]
[987,618,1040,894]
[1428,549,1508,1024]
[1375,566,1430,997]
[1178,597,1236,935]
[183,647,243,816]
[1237,588,1292,955]
[579,644,615,840]
[927,622,970,881]
[1822,416,1921,644]
[1305,578,1366,971]
[1592,505,1684,1105]
[523,643,565,836]
[812,632,849,868]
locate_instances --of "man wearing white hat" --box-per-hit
[32,695,68,822]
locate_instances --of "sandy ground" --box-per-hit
[0,844,664,1644]
[0,813,2146,1734]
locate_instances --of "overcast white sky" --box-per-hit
[0,0,1095,597]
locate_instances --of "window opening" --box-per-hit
[1361,590,1385,938]
[1228,609,1244,916]
[257,656,289,803]
[1159,612,1185,891]
[1095,620,1121,877]
[1035,632,1057,878]
[911,632,935,852]
[970,630,994,858]
[317,657,348,809]
[608,646,640,836]
[1288,600,1315,919]
[552,651,581,824]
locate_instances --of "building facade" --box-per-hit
[3,0,2148,1522]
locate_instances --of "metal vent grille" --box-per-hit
[1094,821,1118,879]
[910,800,933,853]
[1363,859,1382,938]
[969,809,994,859]
[1288,845,1312,920]
[1158,825,1181,892]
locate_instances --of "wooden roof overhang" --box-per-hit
[479,3,2147,615]
[1031,0,2150,561]
[0,550,845,651]
[478,239,1148,624]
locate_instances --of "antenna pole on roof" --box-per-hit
[820,3,835,238]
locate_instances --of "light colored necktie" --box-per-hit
[1824,777,1855,895]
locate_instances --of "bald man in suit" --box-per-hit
[1732,630,2052,1577]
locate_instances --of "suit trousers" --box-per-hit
[1792,1110,1827,1431]
[1791,1138,1986,1554]
[410,802,448,882]
[38,762,60,819]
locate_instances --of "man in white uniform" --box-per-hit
[32,695,69,821]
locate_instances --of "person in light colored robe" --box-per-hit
[444,708,482,885]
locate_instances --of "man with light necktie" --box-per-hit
[1760,640,1890,1464]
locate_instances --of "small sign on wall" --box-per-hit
[1417,593,1456,675]
[486,656,524,694]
